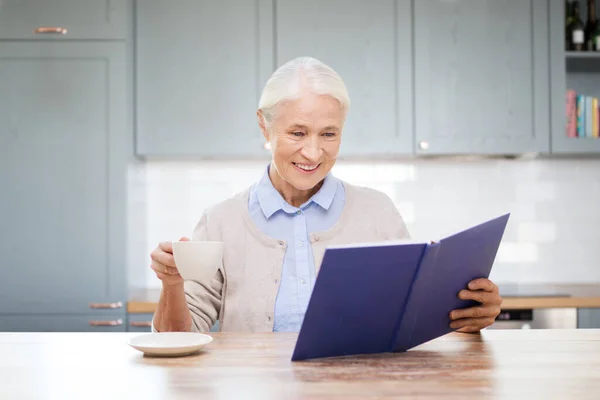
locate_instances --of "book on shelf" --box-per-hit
[566,89,600,138]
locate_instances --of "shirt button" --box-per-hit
[296,211,301,215]
[299,242,303,247]
[300,279,306,284]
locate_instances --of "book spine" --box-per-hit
[577,95,585,137]
[592,97,600,138]
[390,243,441,353]
[566,90,577,138]
[587,96,594,137]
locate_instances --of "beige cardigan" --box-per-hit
[156,181,410,333]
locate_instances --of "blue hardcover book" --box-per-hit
[291,213,510,361]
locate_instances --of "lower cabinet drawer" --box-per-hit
[127,313,221,332]
[0,314,127,332]
[578,308,600,329]
[127,313,153,332]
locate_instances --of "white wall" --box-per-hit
[128,157,600,289]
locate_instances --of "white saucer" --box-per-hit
[128,332,213,356]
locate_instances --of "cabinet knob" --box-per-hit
[89,319,123,327]
[89,302,123,309]
[34,27,67,35]
[418,141,429,150]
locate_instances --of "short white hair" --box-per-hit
[258,56,350,126]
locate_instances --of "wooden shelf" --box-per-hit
[565,51,600,59]
[551,136,600,154]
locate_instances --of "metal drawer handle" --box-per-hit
[89,319,123,327]
[34,27,67,35]
[89,302,123,309]
[130,321,152,328]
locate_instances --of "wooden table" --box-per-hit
[2,330,599,399]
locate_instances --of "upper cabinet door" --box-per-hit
[414,0,550,155]
[135,0,274,158]
[0,0,129,39]
[275,0,414,156]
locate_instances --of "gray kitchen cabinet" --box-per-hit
[578,309,600,329]
[0,42,128,319]
[275,0,414,156]
[413,0,550,155]
[0,0,129,39]
[548,0,600,154]
[135,0,274,158]
[0,315,126,332]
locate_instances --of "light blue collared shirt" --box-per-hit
[248,165,345,332]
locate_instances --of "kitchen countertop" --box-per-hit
[2,330,599,399]
[127,283,600,314]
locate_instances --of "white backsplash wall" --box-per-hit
[131,158,600,289]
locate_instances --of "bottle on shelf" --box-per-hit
[585,0,598,50]
[571,1,586,51]
[593,9,600,50]
[566,1,574,51]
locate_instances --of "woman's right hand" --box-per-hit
[150,237,189,287]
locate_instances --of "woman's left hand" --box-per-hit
[449,278,502,333]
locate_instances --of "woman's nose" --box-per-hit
[300,139,322,161]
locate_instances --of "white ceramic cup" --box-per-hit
[171,241,224,282]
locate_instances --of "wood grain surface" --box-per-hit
[1,330,599,399]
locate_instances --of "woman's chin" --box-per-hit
[289,175,325,191]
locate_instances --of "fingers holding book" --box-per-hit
[449,278,502,333]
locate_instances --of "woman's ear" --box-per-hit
[257,110,269,142]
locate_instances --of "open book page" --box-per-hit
[325,238,429,250]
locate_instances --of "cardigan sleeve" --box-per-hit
[184,273,223,332]
[184,211,224,332]
[151,212,224,333]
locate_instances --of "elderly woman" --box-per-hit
[150,57,502,334]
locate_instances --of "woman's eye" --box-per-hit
[323,132,336,137]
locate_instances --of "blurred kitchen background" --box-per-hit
[2,0,600,332]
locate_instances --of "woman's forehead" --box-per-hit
[277,94,344,117]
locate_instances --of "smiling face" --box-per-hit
[258,91,345,205]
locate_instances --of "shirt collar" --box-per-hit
[310,169,337,211]
[255,164,338,219]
